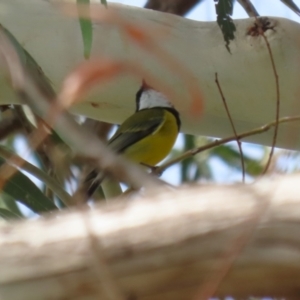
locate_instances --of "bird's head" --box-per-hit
[135,80,174,112]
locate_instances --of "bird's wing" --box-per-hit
[108,108,164,153]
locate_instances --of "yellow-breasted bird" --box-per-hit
[84,80,181,198]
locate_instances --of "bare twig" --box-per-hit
[215,72,245,182]
[156,115,300,175]
[280,0,300,17]
[256,19,280,175]
[237,0,259,17]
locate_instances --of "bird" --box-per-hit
[83,80,181,198]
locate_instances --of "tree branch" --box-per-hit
[1,174,300,299]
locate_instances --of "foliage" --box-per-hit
[77,0,93,59]
[214,0,236,51]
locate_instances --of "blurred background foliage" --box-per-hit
[0,0,299,220]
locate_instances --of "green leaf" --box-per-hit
[193,162,213,181]
[0,207,23,220]
[2,193,23,217]
[77,0,93,59]
[181,134,196,182]
[0,158,58,213]
[101,0,107,7]
[212,144,263,176]
[0,24,27,64]
[0,24,56,99]
[3,172,58,213]
[214,0,236,51]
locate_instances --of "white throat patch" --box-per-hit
[138,89,173,110]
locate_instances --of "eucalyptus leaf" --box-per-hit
[0,158,58,213]
[0,207,23,220]
[77,0,93,59]
[2,192,23,217]
[212,144,263,176]
[0,24,55,98]
[101,0,107,6]
[214,0,236,51]
[181,134,196,182]
[2,171,58,213]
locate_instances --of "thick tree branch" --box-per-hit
[1,174,300,299]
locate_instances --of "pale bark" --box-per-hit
[1,174,300,299]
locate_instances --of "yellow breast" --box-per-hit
[123,110,179,166]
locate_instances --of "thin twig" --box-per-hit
[156,115,300,175]
[280,0,300,17]
[237,0,259,17]
[215,72,245,182]
[256,19,280,174]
